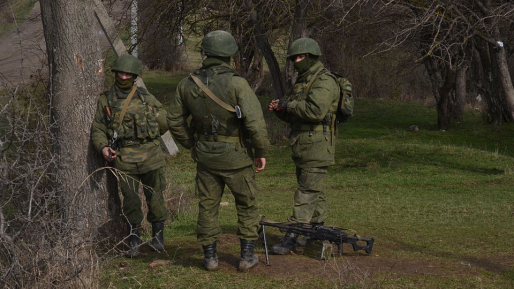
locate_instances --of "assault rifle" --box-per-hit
[259,217,374,265]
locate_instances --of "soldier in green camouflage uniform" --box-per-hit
[268,38,340,255]
[167,30,270,272]
[91,54,168,257]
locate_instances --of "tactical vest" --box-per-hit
[105,87,160,146]
[289,67,338,135]
[191,66,243,144]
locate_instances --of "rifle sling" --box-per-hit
[190,74,236,113]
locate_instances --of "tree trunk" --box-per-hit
[476,38,504,124]
[244,0,285,99]
[454,61,468,123]
[494,41,514,121]
[286,0,308,90]
[437,66,456,130]
[40,0,110,286]
[424,57,458,130]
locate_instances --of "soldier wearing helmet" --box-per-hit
[91,54,168,257]
[167,30,270,272]
[268,38,340,254]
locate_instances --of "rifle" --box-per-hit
[259,217,374,265]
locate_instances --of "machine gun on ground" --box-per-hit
[259,217,374,265]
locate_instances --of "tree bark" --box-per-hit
[244,0,286,99]
[454,61,468,123]
[437,66,456,130]
[424,57,456,130]
[475,38,504,124]
[494,41,514,121]
[286,0,308,90]
[40,0,109,286]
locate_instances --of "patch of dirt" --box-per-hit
[135,232,514,286]
[0,1,45,91]
[0,1,123,92]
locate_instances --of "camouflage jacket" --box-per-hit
[274,61,339,168]
[90,85,168,174]
[167,58,270,170]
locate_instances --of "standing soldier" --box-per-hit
[91,54,168,257]
[167,30,270,272]
[268,38,340,254]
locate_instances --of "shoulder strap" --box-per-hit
[303,68,329,95]
[115,85,138,128]
[190,73,236,113]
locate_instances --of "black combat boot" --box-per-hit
[126,223,141,258]
[151,221,165,251]
[202,242,219,271]
[269,232,298,255]
[238,240,259,272]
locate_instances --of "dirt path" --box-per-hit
[0,1,45,91]
[0,1,119,92]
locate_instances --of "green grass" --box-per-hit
[100,80,514,288]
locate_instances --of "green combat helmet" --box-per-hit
[201,30,238,57]
[111,54,143,77]
[287,38,322,58]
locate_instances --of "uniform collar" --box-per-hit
[201,57,231,69]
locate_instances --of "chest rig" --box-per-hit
[289,68,336,138]
[105,86,160,147]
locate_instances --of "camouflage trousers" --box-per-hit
[288,166,328,224]
[195,164,260,246]
[118,167,167,225]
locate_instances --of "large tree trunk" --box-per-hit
[494,40,514,121]
[454,61,468,123]
[286,0,308,90]
[424,57,455,130]
[40,0,110,286]
[437,66,456,130]
[244,0,285,99]
[475,38,504,124]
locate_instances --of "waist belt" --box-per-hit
[197,134,241,143]
[291,123,331,132]
[119,139,149,147]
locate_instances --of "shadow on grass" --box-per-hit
[390,238,514,280]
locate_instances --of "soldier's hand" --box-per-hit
[102,146,117,162]
[268,99,279,111]
[255,158,266,173]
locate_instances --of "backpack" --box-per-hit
[331,71,354,123]
[305,69,354,124]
